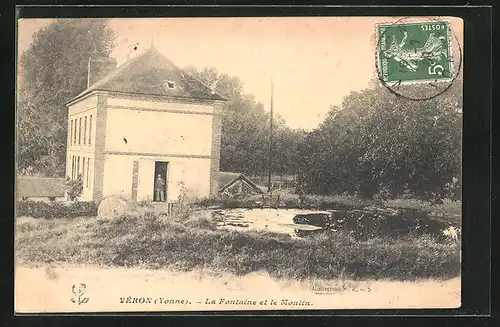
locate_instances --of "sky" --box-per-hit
[18,17,463,130]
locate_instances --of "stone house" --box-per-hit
[65,46,226,203]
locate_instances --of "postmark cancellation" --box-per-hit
[376,20,453,84]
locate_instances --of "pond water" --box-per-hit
[211,208,326,236]
[211,207,460,243]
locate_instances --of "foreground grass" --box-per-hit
[15,210,460,281]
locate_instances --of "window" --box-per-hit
[84,116,87,145]
[163,81,175,91]
[72,156,75,179]
[48,196,56,202]
[82,157,86,184]
[89,115,92,145]
[77,156,80,178]
[70,120,73,146]
[73,120,77,144]
[79,118,82,145]
[86,158,90,187]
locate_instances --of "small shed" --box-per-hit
[218,172,265,198]
[16,176,66,202]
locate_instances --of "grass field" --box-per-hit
[15,206,460,281]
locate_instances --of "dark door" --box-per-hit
[153,161,168,202]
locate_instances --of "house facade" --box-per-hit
[65,47,226,203]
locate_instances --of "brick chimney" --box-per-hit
[87,57,117,88]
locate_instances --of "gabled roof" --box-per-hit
[68,46,226,104]
[218,171,265,194]
[16,176,65,198]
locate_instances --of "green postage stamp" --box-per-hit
[376,21,453,84]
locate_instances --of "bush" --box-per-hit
[172,202,194,220]
[17,200,98,219]
[384,198,461,218]
[65,175,83,201]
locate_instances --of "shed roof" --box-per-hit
[218,172,265,194]
[16,176,66,198]
[68,46,226,104]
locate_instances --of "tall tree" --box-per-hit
[298,77,463,200]
[18,19,115,176]
[185,66,304,178]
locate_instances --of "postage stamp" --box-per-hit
[376,21,453,84]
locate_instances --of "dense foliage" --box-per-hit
[297,80,462,200]
[187,67,462,201]
[18,19,115,176]
[65,175,83,201]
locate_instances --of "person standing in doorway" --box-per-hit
[155,174,165,202]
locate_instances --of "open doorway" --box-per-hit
[153,161,168,202]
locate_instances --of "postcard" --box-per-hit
[15,16,463,313]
